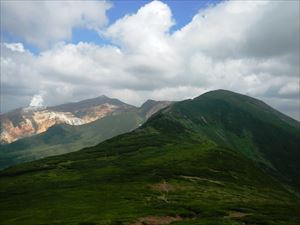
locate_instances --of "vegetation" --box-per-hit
[0,112,143,169]
[0,90,299,225]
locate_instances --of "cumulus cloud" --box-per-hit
[104,0,174,54]
[1,0,299,120]
[0,0,111,48]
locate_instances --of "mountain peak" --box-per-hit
[96,94,110,99]
[197,89,244,98]
[139,99,173,119]
[140,99,159,107]
[48,95,133,113]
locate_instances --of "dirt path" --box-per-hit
[131,215,182,225]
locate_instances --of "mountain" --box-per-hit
[151,89,300,187]
[139,99,173,119]
[0,98,173,169]
[0,95,135,144]
[0,90,299,225]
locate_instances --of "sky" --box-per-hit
[0,0,299,120]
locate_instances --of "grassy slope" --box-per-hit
[0,90,299,225]
[0,112,144,170]
[165,90,300,188]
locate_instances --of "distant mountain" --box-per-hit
[0,95,135,144]
[0,90,299,225]
[0,97,173,169]
[0,96,173,144]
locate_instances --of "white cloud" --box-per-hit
[1,1,111,48]
[104,0,174,53]
[279,83,299,97]
[3,43,25,52]
[1,0,299,120]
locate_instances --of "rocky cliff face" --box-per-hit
[0,96,134,144]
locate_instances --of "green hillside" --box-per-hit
[0,112,143,170]
[150,90,300,188]
[0,90,299,225]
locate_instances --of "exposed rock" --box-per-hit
[1,99,131,144]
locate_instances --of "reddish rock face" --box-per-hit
[1,119,36,144]
[0,103,125,144]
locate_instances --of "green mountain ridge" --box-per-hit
[145,89,300,187]
[0,90,299,225]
